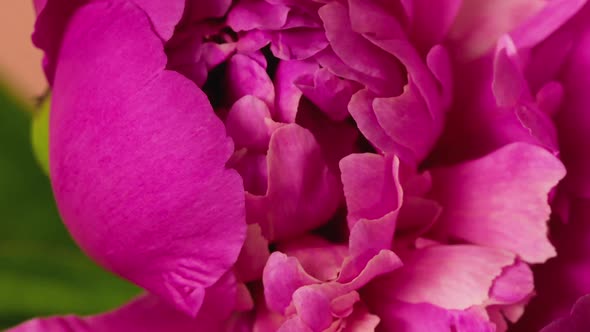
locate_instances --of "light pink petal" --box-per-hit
[339,154,401,228]
[448,0,545,59]
[426,45,454,110]
[226,95,275,152]
[227,0,290,31]
[227,54,275,108]
[371,245,516,310]
[364,299,495,332]
[263,252,320,314]
[404,0,462,51]
[292,287,334,331]
[339,304,380,332]
[234,224,271,283]
[430,143,565,263]
[372,80,436,165]
[50,2,245,315]
[348,89,398,154]
[278,236,348,282]
[489,261,534,305]
[271,28,329,60]
[229,149,269,196]
[318,2,405,95]
[9,273,238,332]
[246,124,342,241]
[347,0,406,39]
[296,68,361,121]
[510,0,588,48]
[274,60,319,123]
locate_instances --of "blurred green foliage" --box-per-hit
[0,84,139,329]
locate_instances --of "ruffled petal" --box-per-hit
[369,245,517,310]
[49,1,245,315]
[430,143,565,263]
[246,124,342,241]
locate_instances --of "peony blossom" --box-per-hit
[9,0,590,331]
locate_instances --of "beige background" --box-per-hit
[0,1,46,103]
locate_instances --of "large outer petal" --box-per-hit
[32,0,184,84]
[429,143,565,263]
[8,272,238,332]
[50,1,245,315]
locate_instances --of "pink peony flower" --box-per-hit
[10,0,590,331]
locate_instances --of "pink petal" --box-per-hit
[271,28,329,60]
[296,68,361,121]
[370,245,517,310]
[448,0,545,59]
[234,224,271,283]
[226,54,276,108]
[318,2,405,95]
[489,260,534,305]
[541,295,590,332]
[364,299,495,332]
[339,153,401,231]
[263,252,320,314]
[429,143,565,263]
[227,0,290,31]
[246,124,342,241]
[9,272,238,332]
[50,2,245,315]
[274,59,319,123]
[32,0,184,83]
[510,0,588,48]
[225,95,275,152]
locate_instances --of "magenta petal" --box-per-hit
[430,143,565,263]
[348,89,398,154]
[50,2,245,315]
[541,295,590,332]
[226,95,275,151]
[246,124,342,241]
[318,2,405,94]
[372,80,436,165]
[296,68,360,121]
[227,54,276,108]
[9,273,238,332]
[340,154,401,228]
[365,299,494,332]
[263,252,320,314]
[274,60,319,123]
[32,0,184,83]
[271,28,329,60]
[510,0,588,48]
[489,260,534,304]
[131,0,184,40]
[227,0,290,31]
[234,224,270,283]
[371,245,517,310]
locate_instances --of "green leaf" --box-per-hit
[31,94,50,175]
[0,84,139,329]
